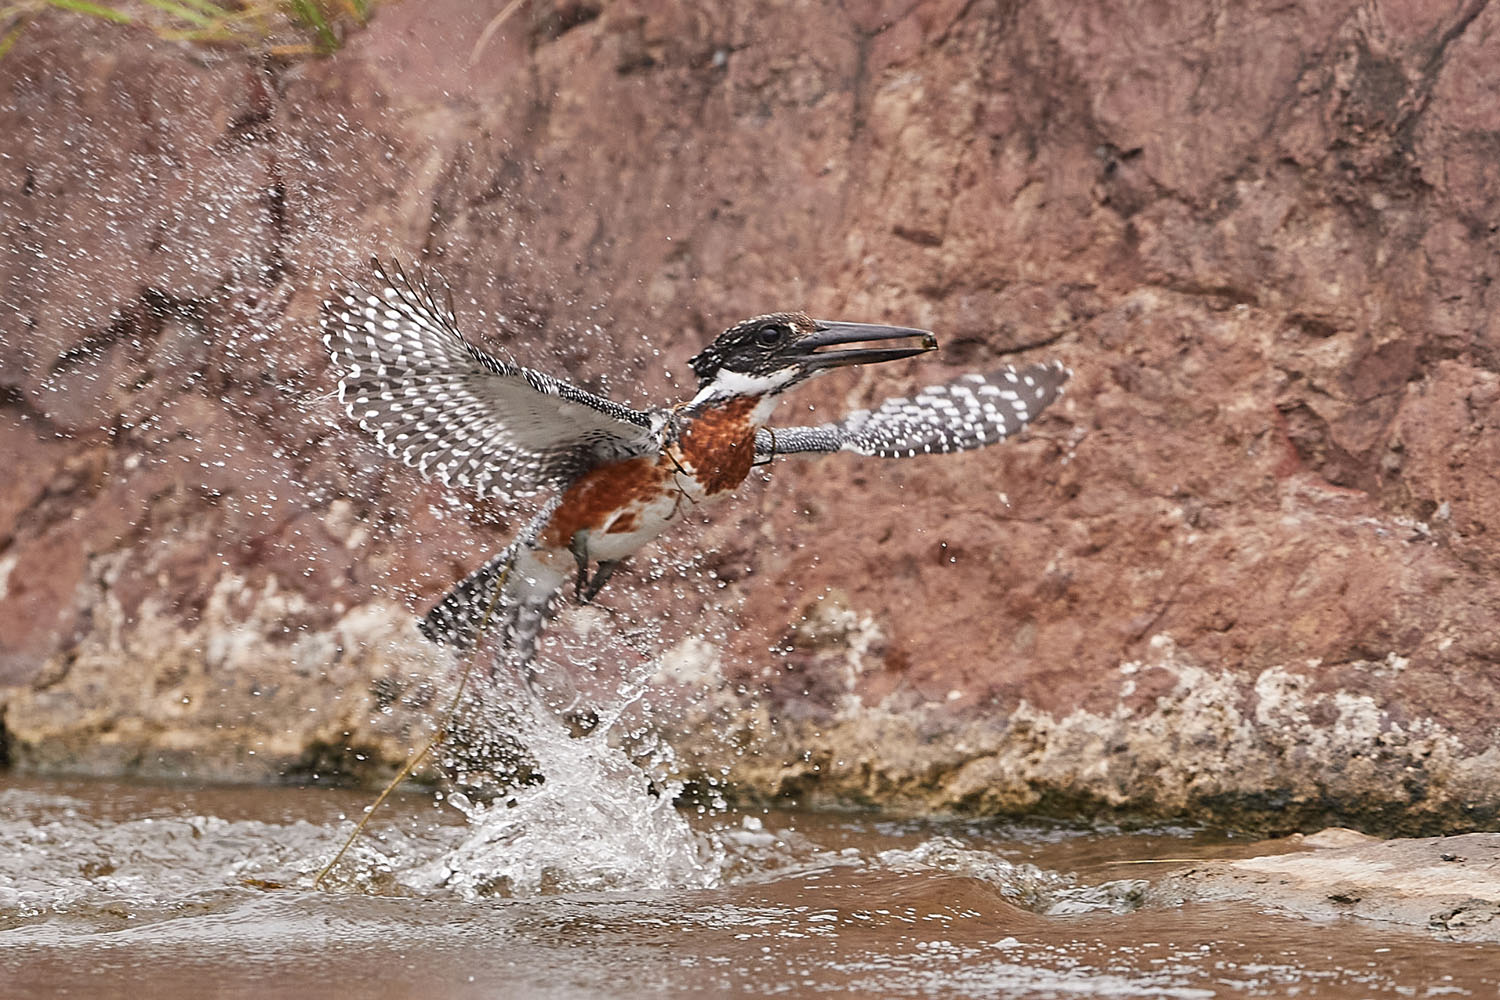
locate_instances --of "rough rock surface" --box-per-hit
[1159,831,1500,942]
[3,1,1500,832]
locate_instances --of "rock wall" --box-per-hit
[2,0,1499,833]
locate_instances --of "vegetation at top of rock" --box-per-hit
[0,0,374,61]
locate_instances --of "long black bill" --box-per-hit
[798,320,938,371]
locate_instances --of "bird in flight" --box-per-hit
[322,261,1069,683]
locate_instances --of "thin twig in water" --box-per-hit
[469,0,524,66]
[314,560,511,889]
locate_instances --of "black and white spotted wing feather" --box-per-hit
[322,261,661,502]
[757,361,1069,459]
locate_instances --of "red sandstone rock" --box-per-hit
[1,1,1498,831]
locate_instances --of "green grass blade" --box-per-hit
[283,0,335,51]
[171,0,229,15]
[0,15,32,60]
[139,0,217,27]
[43,0,133,23]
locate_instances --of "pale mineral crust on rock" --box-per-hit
[2,1,1499,832]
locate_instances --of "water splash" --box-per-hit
[397,639,725,899]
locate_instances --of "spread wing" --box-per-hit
[757,361,1069,459]
[322,260,660,502]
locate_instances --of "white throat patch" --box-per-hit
[691,367,796,404]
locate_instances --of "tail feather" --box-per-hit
[419,549,516,651]
[419,546,557,682]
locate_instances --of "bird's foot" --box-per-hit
[581,560,619,603]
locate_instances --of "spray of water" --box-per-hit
[399,618,726,899]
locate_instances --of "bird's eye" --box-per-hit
[755,324,787,348]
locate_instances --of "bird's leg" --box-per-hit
[569,532,590,601]
[568,529,621,603]
[582,560,621,603]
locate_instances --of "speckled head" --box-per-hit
[689,312,937,395]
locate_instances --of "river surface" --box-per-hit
[1,775,1496,998]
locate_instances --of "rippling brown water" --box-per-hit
[2,775,1495,998]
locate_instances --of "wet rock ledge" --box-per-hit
[3,2,1500,834]
[1160,831,1500,943]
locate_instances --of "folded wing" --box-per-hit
[322,260,660,501]
[757,361,1069,459]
